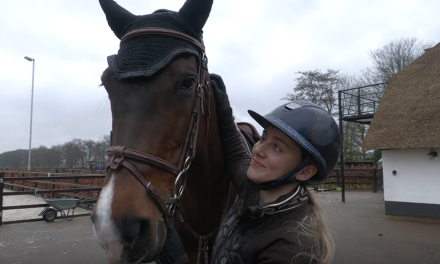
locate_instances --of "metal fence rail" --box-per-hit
[0,172,104,225]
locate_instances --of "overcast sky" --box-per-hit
[1,0,439,154]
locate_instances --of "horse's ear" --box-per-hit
[178,0,213,33]
[99,0,136,39]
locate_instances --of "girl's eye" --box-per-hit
[181,78,195,90]
[273,144,281,152]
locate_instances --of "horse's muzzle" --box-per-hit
[92,213,165,264]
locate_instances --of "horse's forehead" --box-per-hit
[107,12,202,81]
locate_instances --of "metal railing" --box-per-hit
[339,83,386,118]
[0,172,104,225]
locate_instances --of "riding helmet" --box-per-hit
[248,100,342,188]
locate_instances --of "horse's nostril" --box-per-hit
[120,217,151,247]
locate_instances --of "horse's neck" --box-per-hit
[179,124,229,232]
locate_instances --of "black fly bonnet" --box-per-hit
[99,0,212,80]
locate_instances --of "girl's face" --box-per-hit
[247,126,303,183]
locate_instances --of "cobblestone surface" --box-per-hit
[0,191,439,264]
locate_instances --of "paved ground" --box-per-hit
[0,190,439,264]
[317,190,440,264]
[0,216,106,264]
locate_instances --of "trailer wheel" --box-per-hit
[43,208,57,222]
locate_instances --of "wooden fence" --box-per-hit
[0,171,104,225]
[0,166,383,225]
[314,167,383,192]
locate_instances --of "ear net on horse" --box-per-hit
[99,0,213,80]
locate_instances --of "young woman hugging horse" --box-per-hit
[158,74,342,264]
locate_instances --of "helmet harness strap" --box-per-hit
[259,157,312,191]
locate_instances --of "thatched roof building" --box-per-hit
[363,42,440,150]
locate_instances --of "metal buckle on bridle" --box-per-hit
[167,156,192,216]
[107,146,126,171]
[174,156,192,198]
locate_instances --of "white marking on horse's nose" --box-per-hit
[93,224,98,240]
[97,172,116,222]
[94,173,120,246]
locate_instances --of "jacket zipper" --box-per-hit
[213,223,239,261]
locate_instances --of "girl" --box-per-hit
[159,74,342,264]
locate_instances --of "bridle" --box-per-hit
[106,27,211,221]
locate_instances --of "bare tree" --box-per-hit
[283,69,342,116]
[62,140,84,168]
[95,135,111,168]
[0,134,111,169]
[83,140,96,161]
[47,145,63,168]
[100,134,111,147]
[362,37,434,84]
[33,145,49,168]
[0,150,27,168]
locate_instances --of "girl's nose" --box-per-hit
[252,141,266,158]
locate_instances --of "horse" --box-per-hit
[91,0,236,263]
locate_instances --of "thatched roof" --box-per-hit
[363,42,440,150]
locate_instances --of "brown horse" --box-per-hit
[90,0,234,263]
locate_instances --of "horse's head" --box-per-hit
[91,0,214,262]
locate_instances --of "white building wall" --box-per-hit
[382,149,440,204]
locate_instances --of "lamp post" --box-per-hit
[24,56,35,171]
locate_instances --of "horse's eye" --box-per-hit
[181,78,196,90]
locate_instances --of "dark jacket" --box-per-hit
[211,175,318,264]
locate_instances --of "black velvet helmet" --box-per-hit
[248,100,342,188]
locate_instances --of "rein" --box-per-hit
[106,28,216,264]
